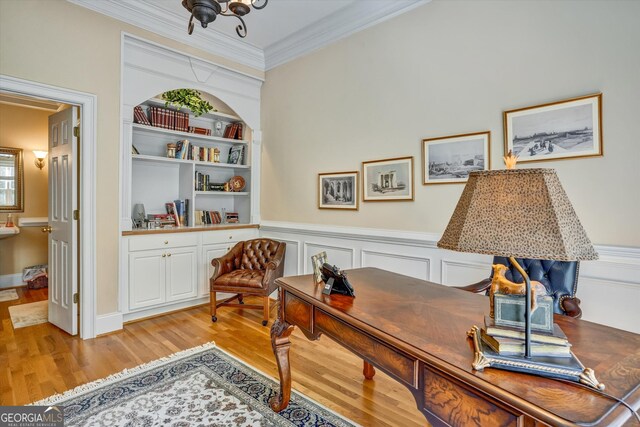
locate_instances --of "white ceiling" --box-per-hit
[68,0,429,70]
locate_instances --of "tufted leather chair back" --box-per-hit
[490,256,579,316]
[240,239,284,271]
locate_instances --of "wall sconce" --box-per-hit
[33,151,47,170]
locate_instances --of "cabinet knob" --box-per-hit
[164,240,168,244]
[167,253,172,257]
[162,253,166,257]
[229,236,232,239]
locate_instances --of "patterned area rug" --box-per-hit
[0,288,19,302]
[9,300,48,328]
[34,342,358,427]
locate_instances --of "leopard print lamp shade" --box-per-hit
[437,169,598,261]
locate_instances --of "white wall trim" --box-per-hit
[67,0,265,70]
[95,312,123,336]
[303,241,356,272]
[0,75,98,339]
[261,220,440,248]
[0,273,24,289]
[260,221,640,333]
[264,0,430,70]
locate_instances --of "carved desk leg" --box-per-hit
[270,318,295,412]
[363,361,376,380]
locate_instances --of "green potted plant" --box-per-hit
[161,89,216,117]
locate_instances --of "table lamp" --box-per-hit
[437,168,603,389]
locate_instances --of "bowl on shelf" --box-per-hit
[229,176,246,192]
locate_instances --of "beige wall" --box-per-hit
[0,104,49,277]
[0,0,263,313]
[261,0,640,247]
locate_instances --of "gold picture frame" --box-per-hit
[422,131,491,185]
[318,171,359,210]
[503,93,603,163]
[362,156,414,202]
[0,147,24,212]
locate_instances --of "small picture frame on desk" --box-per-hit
[311,251,328,284]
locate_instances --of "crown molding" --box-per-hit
[67,0,265,71]
[264,0,430,70]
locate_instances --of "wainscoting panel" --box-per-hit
[261,221,640,334]
[361,250,432,281]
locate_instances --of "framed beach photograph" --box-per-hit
[311,251,328,284]
[504,93,602,163]
[318,171,359,210]
[422,131,491,185]
[362,156,414,202]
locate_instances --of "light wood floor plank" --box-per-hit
[0,288,426,426]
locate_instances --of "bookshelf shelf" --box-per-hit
[132,154,248,169]
[144,98,242,122]
[195,191,249,196]
[132,123,247,145]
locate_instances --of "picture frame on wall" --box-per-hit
[362,156,414,202]
[422,131,491,185]
[318,171,359,210]
[504,93,603,163]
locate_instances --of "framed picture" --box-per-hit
[362,156,414,202]
[311,251,328,284]
[318,171,359,210]
[422,131,491,185]
[504,93,602,163]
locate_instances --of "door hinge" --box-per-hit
[73,293,79,304]
[73,210,80,220]
[73,126,80,137]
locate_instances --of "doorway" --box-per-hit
[0,75,97,338]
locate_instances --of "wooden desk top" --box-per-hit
[276,267,640,426]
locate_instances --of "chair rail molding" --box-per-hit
[259,220,640,334]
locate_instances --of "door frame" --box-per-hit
[0,74,97,339]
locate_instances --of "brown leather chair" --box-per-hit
[210,238,286,326]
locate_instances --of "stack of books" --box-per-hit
[223,122,243,140]
[481,316,572,358]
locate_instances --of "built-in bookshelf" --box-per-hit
[129,94,253,228]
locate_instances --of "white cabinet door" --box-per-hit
[201,243,233,297]
[166,246,198,302]
[129,249,166,310]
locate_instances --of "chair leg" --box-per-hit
[238,293,244,304]
[262,296,269,326]
[210,291,217,322]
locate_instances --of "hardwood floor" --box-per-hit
[0,287,427,426]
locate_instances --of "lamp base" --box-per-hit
[467,325,604,390]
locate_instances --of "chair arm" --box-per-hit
[455,278,492,294]
[561,296,582,319]
[262,242,287,289]
[210,242,243,282]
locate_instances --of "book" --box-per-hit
[484,316,569,346]
[480,328,571,358]
[165,202,181,227]
[133,105,151,125]
[236,123,243,140]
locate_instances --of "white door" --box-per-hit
[48,107,78,335]
[129,249,166,310]
[166,247,198,302]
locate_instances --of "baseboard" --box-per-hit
[123,297,210,324]
[0,273,24,289]
[95,312,124,336]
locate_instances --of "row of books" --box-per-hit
[195,172,227,192]
[165,199,189,227]
[223,122,243,140]
[174,140,220,163]
[194,210,223,225]
[148,106,190,132]
[481,316,571,358]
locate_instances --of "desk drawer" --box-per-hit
[423,368,520,426]
[129,233,198,252]
[315,309,417,388]
[284,292,312,333]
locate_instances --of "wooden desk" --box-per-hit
[269,268,640,426]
